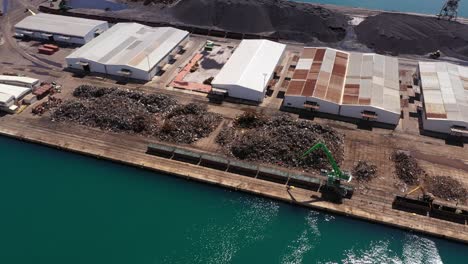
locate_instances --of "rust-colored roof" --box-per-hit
[285,80,305,96]
[285,47,349,104]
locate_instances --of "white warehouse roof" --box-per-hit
[419,61,468,122]
[66,23,189,72]
[212,39,286,92]
[15,13,108,38]
[0,75,39,87]
[0,83,31,100]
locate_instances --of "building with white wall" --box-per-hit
[66,23,189,81]
[211,39,286,102]
[418,62,468,137]
[0,75,37,113]
[283,47,401,126]
[15,13,108,45]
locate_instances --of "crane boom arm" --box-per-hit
[301,143,344,179]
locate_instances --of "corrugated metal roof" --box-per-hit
[212,40,286,93]
[0,83,31,100]
[66,23,189,72]
[14,13,107,38]
[419,62,468,122]
[0,93,14,104]
[0,75,39,85]
[286,47,400,114]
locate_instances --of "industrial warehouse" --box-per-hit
[0,75,39,113]
[283,47,401,126]
[418,61,468,137]
[14,13,108,45]
[66,23,189,81]
[211,40,286,102]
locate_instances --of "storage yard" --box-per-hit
[0,0,467,244]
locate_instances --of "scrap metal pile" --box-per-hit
[392,151,467,202]
[217,111,344,171]
[353,161,378,182]
[32,96,63,116]
[392,151,423,185]
[425,175,468,202]
[52,85,222,144]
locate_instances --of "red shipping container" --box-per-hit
[33,84,52,98]
[38,47,54,55]
[44,44,59,51]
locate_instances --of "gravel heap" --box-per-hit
[52,85,222,144]
[217,112,344,171]
[355,13,468,59]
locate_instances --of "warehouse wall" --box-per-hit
[283,95,340,115]
[340,105,400,125]
[422,110,468,136]
[15,22,108,45]
[283,95,306,109]
[213,84,264,102]
[83,23,109,43]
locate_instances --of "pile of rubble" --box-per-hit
[32,96,63,116]
[233,110,268,129]
[217,113,344,171]
[52,85,222,143]
[158,103,222,144]
[353,161,378,182]
[392,151,423,185]
[425,175,468,202]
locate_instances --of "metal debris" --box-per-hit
[392,151,422,185]
[218,113,344,171]
[353,160,378,182]
[425,175,468,202]
[52,85,221,143]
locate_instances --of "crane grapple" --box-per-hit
[302,143,353,203]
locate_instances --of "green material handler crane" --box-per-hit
[301,143,353,203]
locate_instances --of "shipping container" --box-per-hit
[38,47,54,55]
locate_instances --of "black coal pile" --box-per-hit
[158,103,222,144]
[52,85,222,143]
[115,0,348,43]
[170,0,348,42]
[353,160,377,182]
[355,13,468,59]
[218,113,344,171]
[392,151,423,185]
[425,175,468,202]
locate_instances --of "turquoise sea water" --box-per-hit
[297,0,468,17]
[0,135,466,263]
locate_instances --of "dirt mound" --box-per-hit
[355,13,468,59]
[167,0,348,42]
